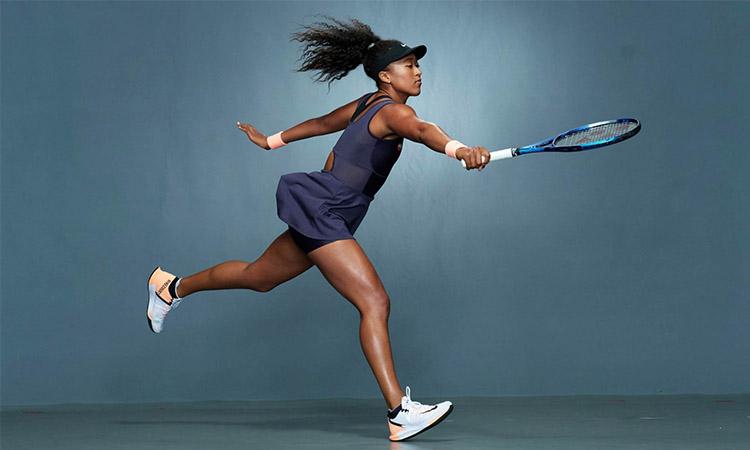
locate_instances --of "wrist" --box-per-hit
[444,140,466,159]
[267,131,287,149]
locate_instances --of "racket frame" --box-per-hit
[474,118,641,166]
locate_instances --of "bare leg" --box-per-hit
[170,231,404,408]
[176,230,314,297]
[306,239,405,409]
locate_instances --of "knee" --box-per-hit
[360,292,390,320]
[254,283,275,293]
[244,262,276,293]
[252,275,277,293]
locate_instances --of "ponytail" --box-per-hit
[290,16,383,90]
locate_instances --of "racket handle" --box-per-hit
[459,147,515,168]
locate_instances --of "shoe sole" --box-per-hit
[389,404,454,442]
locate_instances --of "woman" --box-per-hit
[146,17,490,442]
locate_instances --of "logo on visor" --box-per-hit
[401,44,406,47]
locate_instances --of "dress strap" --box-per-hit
[349,93,393,123]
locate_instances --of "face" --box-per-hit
[380,53,422,95]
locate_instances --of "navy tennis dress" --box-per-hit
[276,93,403,253]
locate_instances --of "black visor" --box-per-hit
[372,41,427,74]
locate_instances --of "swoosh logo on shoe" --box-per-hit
[388,419,403,427]
[420,406,438,414]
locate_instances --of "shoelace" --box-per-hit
[401,386,432,414]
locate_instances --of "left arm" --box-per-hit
[271,96,364,144]
[273,117,327,145]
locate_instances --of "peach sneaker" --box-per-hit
[146,266,181,333]
[387,386,453,441]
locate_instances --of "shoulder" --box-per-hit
[377,102,426,141]
[380,102,418,120]
[321,93,374,131]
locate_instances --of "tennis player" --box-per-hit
[146,16,489,442]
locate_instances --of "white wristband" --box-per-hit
[444,140,466,159]
[267,131,287,149]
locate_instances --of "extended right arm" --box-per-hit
[381,104,490,170]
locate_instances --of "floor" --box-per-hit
[3,395,749,449]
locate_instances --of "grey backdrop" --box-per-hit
[2,1,748,407]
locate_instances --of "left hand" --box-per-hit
[236,121,271,150]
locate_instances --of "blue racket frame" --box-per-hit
[513,118,641,156]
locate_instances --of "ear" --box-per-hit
[378,70,391,84]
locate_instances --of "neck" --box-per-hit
[376,86,409,104]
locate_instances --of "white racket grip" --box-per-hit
[459,147,514,168]
[490,148,514,161]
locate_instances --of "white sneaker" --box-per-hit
[387,386,453,441]
[146,266,182,333]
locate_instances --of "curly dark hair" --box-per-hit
[290,16,397,90]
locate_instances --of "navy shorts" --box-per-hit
[287,226,353,254]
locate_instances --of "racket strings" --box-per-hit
[553,121,637,147]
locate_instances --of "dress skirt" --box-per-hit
[276,170,372,253]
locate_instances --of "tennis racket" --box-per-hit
[460,118,641,168]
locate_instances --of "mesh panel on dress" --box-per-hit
[329,157,386,199]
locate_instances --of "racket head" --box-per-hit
[549,118,641,152]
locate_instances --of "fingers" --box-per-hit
[236,121,255,131]
[478,146,490,171]
[463,146,490,171]
[236,121,270,150]
[236,121,256,140]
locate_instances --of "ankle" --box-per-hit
[171,277,186,299]
[387,393,403,410]
[177,279,190,299]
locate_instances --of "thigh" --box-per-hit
[252,229,314,289]
[307,239,389,313]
